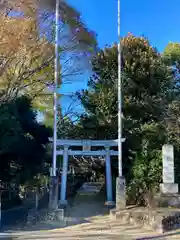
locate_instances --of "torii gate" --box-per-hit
[49,138,125,206]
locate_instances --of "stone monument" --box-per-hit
[156,144,180,208]
[160,145,178,194]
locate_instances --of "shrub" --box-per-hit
[127,148,162,206]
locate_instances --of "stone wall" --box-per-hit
[26,177,85,226]
[110,207,180,233]
[162,213,180,231]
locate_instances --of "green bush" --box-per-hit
[127,149,162,206]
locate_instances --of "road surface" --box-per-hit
[2,184,180,239]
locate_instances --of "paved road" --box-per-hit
[2,207,179,239]
[2,184,180,239]
[1,203,34,230]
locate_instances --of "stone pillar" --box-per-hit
[105,147,114,206]
[154,145,180,208]
[49,172,53,209]
[60,145,69,206]
[116,176,126,210]
[49,168,58,209]
[35,191,39,210]
[160,145,178,194]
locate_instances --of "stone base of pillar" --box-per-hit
[116,176,126,210]
[51,200,59,210]
[59,199,68,208]
[55,208,64,221]
[105,201,115,206]
[49,176,58,210]
[160,183,178,194]
[154,192,180,208]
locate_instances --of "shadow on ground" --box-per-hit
[2,189,109,233]
[5,185,180,239]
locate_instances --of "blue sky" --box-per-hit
[68,0,180,51]
[61,0,180,114]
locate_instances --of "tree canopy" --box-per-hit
[2,0,180,207]
[0,96,51,185]
[0,0,97,127]
[62,34,180,204]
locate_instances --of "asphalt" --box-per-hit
[1,183,180,239]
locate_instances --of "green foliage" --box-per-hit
[52,34,180,205]
[22,173,49,191]
[0,96,51,185]
[72,34,178,204]
[127,148,162,206]
[163,42,180,65]
[162,43,180,184]
[162,42,180,99]
[77,34,171,145]
[121,35,172,124]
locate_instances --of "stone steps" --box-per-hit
[77,182,103,196]
[110,206,180,234]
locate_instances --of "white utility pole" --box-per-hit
[118,0,122,177]
[52,0,60,177]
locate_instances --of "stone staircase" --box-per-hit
[77,182,104,196]
[110,205,180,234]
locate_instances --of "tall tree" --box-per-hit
[78,35,171,141]
[162,42,180,183]
[0,16,54,102]
[0,1,97,125]
[0,96,51,184]
[1,0,97,76]
[75,35,174,204]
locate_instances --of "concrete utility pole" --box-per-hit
[50,0,60,210]
[117,0,122,177]
[116,0,126,210]
[52,0,59,178]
